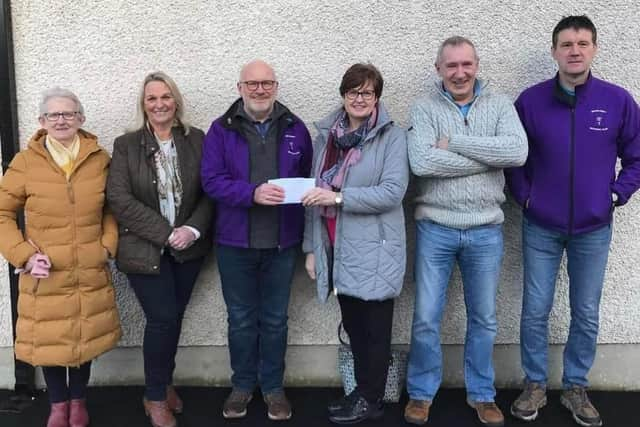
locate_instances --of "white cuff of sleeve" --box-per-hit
[183,225,201,240]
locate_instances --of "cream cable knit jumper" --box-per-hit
[408,80,528,229]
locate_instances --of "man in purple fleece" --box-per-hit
[201,60,312,421]
[506,15,640,427]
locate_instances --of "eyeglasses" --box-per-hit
[239,80,278,91]
[345,89,376,101]
[43,111,80,121]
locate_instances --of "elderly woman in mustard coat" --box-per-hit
[0,88,121,427]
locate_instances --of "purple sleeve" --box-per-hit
[612,92,640,206]
[504,97,532,207]
[200,121,256,208]
[300,123,313,178]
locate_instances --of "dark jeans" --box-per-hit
[128,253,204,401]
[216,244,298,394]
[42,362,91,403]
[338,294,394,403]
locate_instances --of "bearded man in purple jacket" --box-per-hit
[201,59,312,421]
[506,16,640,427]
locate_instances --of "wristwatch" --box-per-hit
[335,192,343,206]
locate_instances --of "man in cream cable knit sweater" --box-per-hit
[404,36,527,427]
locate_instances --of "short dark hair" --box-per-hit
[339,63,384,99]
[552,15,597,48]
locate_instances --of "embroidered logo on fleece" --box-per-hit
[589,109,609,132]
[285,134,300,155]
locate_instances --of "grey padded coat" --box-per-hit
[303,103,409,302]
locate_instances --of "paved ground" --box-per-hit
[0,386,635,426]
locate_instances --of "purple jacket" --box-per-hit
[201,99,313,248]
[506,74,640,235]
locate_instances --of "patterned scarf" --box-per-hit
[152,133,183,226]
[45,134,80,181]
[318,106,378,218]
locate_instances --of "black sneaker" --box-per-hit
[328,390,360,415]
[328,395,383,424]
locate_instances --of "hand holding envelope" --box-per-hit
[267,178,316,204]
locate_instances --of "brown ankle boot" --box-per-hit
[143,398,177,427]
[69,399,89,427]
[47,401,70,427]
[166,386,183,414]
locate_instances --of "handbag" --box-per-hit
[336,321,408,403]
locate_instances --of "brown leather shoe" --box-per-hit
[166,386,183,414]
[143,398,177,427]
[47,401,70,427]
[467,400,505,427]
[404,399,431,425]
[69,399,89,427]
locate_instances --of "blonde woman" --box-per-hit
[107,72,213,427]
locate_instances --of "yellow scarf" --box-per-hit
[45,134,80,180]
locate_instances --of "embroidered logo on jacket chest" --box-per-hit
[285,133,300,155]
[589,109,609,132]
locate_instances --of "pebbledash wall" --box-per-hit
[1,0,640,389]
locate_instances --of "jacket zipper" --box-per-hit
[67,177,80,365]
[378,217,386,244]
[275,117,289,251]
[439,86,476,130]
[333,142,351,297]
[569,107,576,235]
[333,206,341,297]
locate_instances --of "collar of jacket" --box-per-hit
[220,98,297,134]
[28,128,102,171]
[552,71,594,107]
[140,125,186,158]
[315,101,394,143]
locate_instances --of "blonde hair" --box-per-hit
[132,71,190,134]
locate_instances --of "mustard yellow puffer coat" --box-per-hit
[0,129,121,366]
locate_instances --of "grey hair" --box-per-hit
[132,71,190,134]
[435,36,479,66]
[39,87,85,117]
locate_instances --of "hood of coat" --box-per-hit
[315,101,394,144]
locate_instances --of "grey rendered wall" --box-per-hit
[1,0,639,388]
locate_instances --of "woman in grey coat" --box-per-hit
[301,63,409,424]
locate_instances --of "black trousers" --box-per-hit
[14,359,35,392]
[42,362,91,403]
[337,294,394,402]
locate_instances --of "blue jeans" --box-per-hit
[216,244,298,394]
[520,217,612,388]
[407,220,503,403]
[128,253,204,401]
